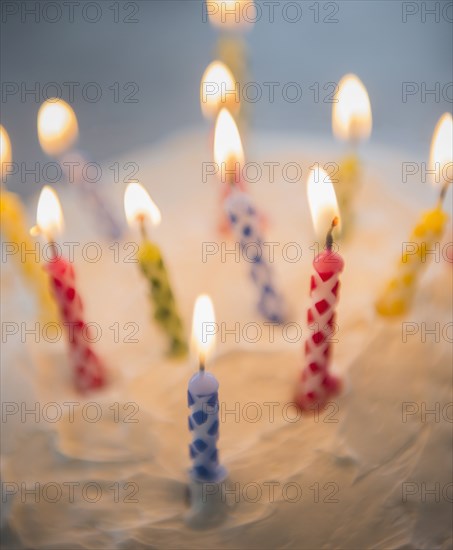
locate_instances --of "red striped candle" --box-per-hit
[295,220,344,411]
[34,186,107,393]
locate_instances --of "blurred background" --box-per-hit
[0,0,452,197]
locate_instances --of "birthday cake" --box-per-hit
[1,128,452,549]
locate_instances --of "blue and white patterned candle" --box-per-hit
[225,189,285,323]
[188,295,227,483]
[214,109,286,324]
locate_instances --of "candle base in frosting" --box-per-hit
[185,478,230,529]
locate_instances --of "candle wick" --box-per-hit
[138,215,148,240]
[438,180,451,207]
[199,357,205,373]
[325,217,339,251]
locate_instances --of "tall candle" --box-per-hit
[124,181,187,357]
[33,186,107,392]
[214,109,286,323]
[188,294,227,483]
[37,98,123,240]
[332,74,372,237]
[376,113,452,316]
[0,125,56,320]
[295,170,344,411]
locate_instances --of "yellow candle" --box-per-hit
[375,206,449,316]
[0,126,56,320]
[332,74,372,237]
[376,113,452,316]
[124,181,187,357]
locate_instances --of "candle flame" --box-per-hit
[0,125,12,178]
[214,108,244,178]
[37,98,79,157]
[333,74,372,143]
[36,185,64,237]
[124,181,161,228]
[192,294,216,364]
[206,0,255,30]
[307,168,341,241]
[429,112,453,187]
[200,61,239,119]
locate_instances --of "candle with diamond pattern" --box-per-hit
[32,186,107,392]
[0,125,56,320]
[124,181,187,357]
[376,113,452,316]
[295,169,344,411]
[332,74,372,236]
[188,294,227,483]
[215,109,286,323]
[38,98,122,240]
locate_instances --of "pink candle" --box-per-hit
[34,186,107,393]
[295,219,344,411]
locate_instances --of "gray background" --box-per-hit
[1,0,452,197]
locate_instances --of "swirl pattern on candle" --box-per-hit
[224,189,286,323]
[46,256,106,392]
[295,250,344,411]
[188,372,227,483]
[138,241,187,357]
[376,207,449,316]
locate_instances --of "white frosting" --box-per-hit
[1,130,451,549]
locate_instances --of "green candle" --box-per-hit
[125,181,187,357]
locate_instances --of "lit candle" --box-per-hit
[206,1,254,126]
[124,181,187,357]
[332,74,372,236]
[32,186,107,392]
[0,125,56,320]
[215,109,286,323]
[188,294,227,483]
[37,98,122,240]
[376,113,452,316]
[295,169,344,411]
[200,60,240,121]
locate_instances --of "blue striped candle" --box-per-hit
[225,189,286,323]
[188,371,227,483]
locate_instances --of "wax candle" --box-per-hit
[295,169,343,411]
[332,74,372,236]
[124,181,187,357]
[200,60,245,234]
[0,125,56,320]
[376,113,452,316]
[188,294,227,483]
[33,186,107,392]
[215,109,286,323]
[37,98,123,240]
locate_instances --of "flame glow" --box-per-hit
[200,61,239,119]
[124,181,161,227]
[214,108,244,177]
[36,185,64,237]
[191,294,216,363]
[429,112,453,187]
[307,168,341,241]
[206,0,255,30]
[0,125,12,177]
[333,74,372,142]
[37,99,79,156]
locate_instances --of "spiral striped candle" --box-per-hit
[188,370,226,483]
[295,220,344,411]
[376,206,449,316]
[46,254,107,392]
[225,188,285,323]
